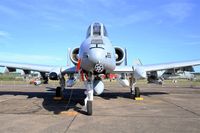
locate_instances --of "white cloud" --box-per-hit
[186,34,200,39]
[0,31,10,39]
[0,52,64,65]
[0,0,153,29]
[162,2,194,21]
[183,41,200,46]
[107,11,155,27]
[0,4,20,18]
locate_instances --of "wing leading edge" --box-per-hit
[0,61,76,74]
[1,59,200,78]
[0,61,56,73]
[141,59,200,72]
[114,59,200,79]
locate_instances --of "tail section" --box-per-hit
[134,58,143,66]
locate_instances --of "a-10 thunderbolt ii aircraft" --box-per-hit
[1,22,200,115]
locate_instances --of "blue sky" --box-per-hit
[0,0,200,71]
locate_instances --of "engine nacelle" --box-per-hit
[49,67,61,80]
[118,78,129,87]
[114,47,125,65]
[4,67,16,73]
[70,47,79,65]
[49,72,58,80]
[93,80,104,95]
[66,77,77,87]
[147,71,164,84]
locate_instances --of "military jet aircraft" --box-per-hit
[1,22,200,115]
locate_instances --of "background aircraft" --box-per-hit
[1,22,200,115]
[134,59,198,84]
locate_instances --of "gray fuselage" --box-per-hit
[78,23,116,74]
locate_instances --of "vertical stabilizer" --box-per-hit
[133,58,143,65]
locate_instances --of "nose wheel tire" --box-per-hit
[56,87,61,97]
[87,101,93,115]
[134,87,140,97]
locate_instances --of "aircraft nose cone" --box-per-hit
[88,48,105,64]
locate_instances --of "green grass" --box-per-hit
[0,80,59,85]
[0,78,199,87]
[0,75,23,81]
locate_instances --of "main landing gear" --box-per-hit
[54,73,93,115]
[129,74,141,98]
[86,100,92,115]
[55,76,65,98]
[134,87,140,97]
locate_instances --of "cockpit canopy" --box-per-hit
[86,22,108,38]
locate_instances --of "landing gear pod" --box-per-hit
[93,80,104,95]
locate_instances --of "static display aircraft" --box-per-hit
[163,71,195,80]
[134,59,197,83]
[1,22,200,115]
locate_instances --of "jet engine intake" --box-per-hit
[70,47,79,65]
[114,47,125,65]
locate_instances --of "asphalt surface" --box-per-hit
[0,82,200,133]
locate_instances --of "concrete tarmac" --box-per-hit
[0,82,200,133]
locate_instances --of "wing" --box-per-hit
[0,61,55,73]
[142,59,200,72]
[114,59,200,79]
[113,66,133,73]
[0,61,76,74]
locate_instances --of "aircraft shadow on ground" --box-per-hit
[99,90,168,100]
[0,87,168,115]
[0,87,87,115]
